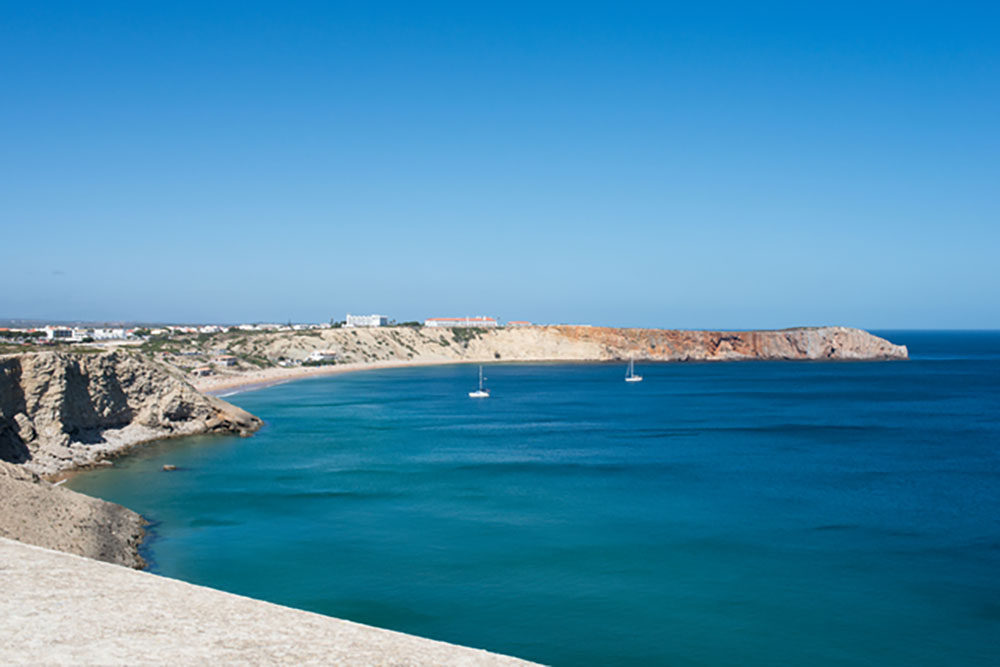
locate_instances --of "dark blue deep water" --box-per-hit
[68,331,1000,665]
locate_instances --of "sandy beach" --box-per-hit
[193,359,472,396]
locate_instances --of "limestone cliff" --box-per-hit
[535,325,909,361]
[217,325,907,367]
[0,350,261,476]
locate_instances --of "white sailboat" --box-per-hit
[469,365,490,398]
[625,358,643,382]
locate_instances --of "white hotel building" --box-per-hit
[423,317,498,328]
[345,313,388,327]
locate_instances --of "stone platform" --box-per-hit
[0,537,537,665]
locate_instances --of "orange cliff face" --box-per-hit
[545,326,908,362]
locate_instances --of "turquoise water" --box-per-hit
[68,332,1000,665]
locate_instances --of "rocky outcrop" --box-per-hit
[0,350,261,476]
[0,461,145,568]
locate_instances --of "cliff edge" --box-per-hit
[0,461,145,568]
[0,350,261,476]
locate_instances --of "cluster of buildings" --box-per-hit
[189,354,239,377]
[37,326,132,342]
[2,314,536,350]
[158,323,331,335]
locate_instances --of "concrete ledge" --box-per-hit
[0,537,537,665]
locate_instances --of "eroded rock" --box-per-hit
[0,350,262,476]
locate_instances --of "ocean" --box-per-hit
[67,331,1000,665]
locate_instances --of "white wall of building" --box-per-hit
[345,314,388,327]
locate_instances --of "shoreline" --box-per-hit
[195,355,907,398]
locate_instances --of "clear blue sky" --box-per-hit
[2,2,997,328]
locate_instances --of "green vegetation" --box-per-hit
[0,330,44,340]
[238,354,271,368]
[66,346,105,354]
[138,335,179,354]
[0,343,93,354]
[302,359,338,367]
[397,321,422,328]
[18,343,107,355]
[452,327,488,345]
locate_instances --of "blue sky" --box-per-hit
[2,2,997,328]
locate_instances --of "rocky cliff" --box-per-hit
[537,325,909,361]
[0,350,261,476]
[0,461,145,567]
[216,325,907,367]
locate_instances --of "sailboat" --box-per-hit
[625,358,643,382]
[469,365,490,398]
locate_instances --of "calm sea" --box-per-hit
[68,331,1000,665]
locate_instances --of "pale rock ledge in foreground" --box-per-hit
[0,537,538,666]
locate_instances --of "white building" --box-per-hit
[307,350,339,362]
[423,317,498,328]
[215,355,238,367]
[92,328,128,340]
[506,321,532,328]
[345,313,388,328]
[43,326,75,340]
